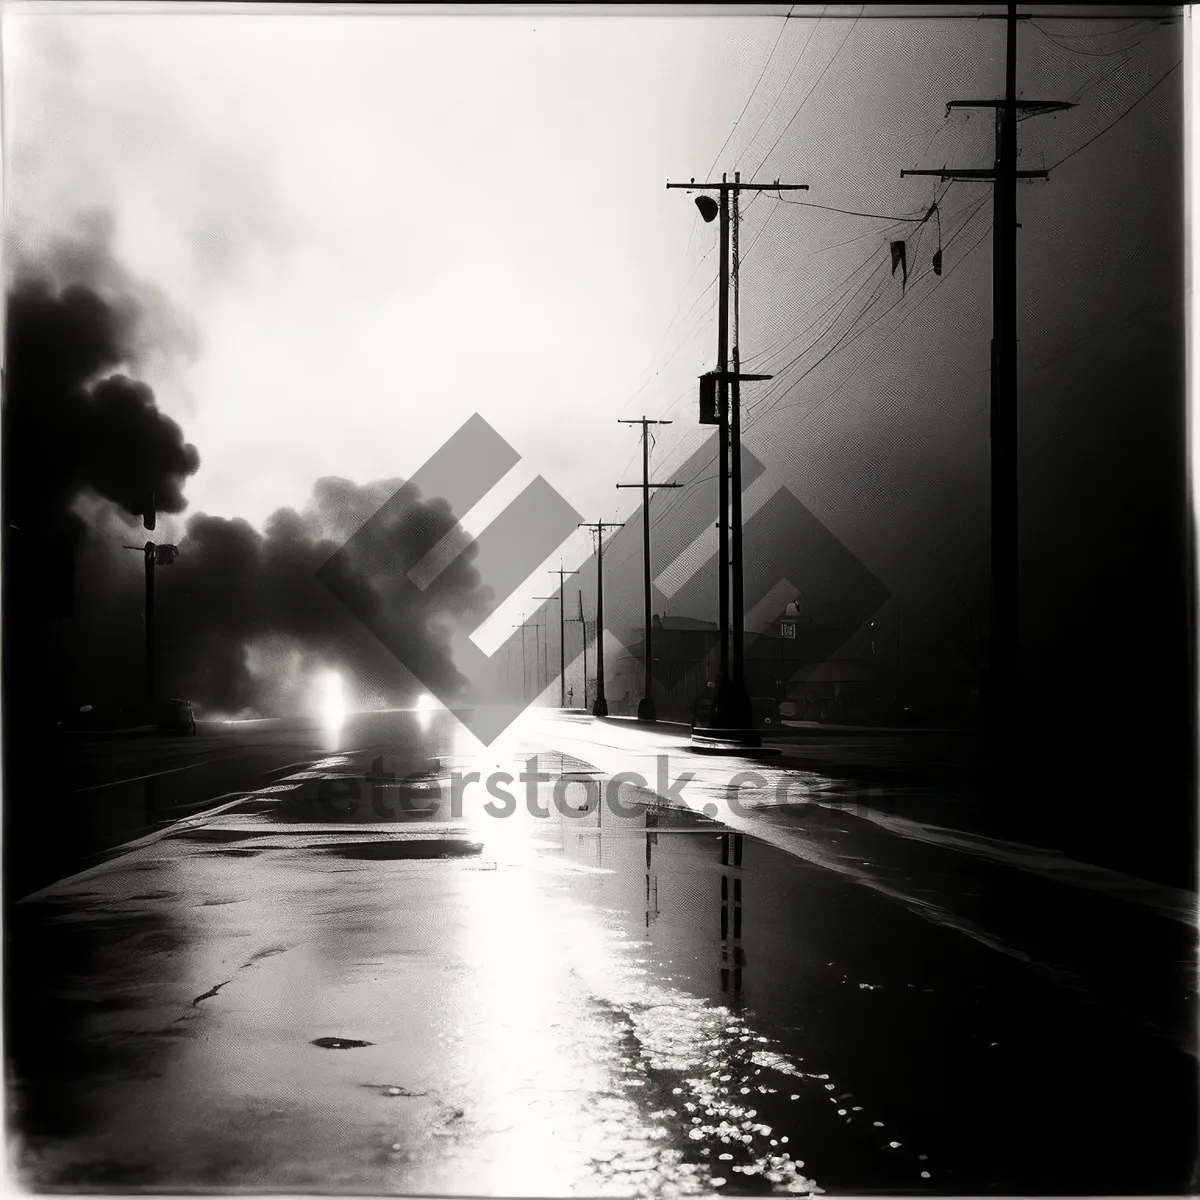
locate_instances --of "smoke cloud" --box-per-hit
[5,290,198,535]
[64,478,489,719]
[5,223,490,721]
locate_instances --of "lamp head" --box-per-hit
[695,195,719,223]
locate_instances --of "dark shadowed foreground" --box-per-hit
[6,709,1196,1195]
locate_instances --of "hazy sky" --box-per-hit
[3,3,1184,638]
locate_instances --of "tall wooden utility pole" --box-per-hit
[533,620,544,699]
[730,175,748,722]
[546,565,579,708]
[566,590,589,710]
[902,3,1071,795]
[618,417,680,722]
[533,594,564,706]
[144,543,156,712]
[513,622,531,702]
[668,172,803,743]
[124,535,177,721]
[578,520,623,717]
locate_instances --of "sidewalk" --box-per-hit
[599,713,971,738]
[526,712,1199,1056]
[598,714,978,785]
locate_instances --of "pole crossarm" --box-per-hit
[704,371,774,382]
[902,168,1049,180]
[667,181,809,192]
[947,100,1075,112]
[790,11,1036,17]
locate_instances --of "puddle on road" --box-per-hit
[542,784,940,1192]
[79,741,940,1191]
[320,839,482,861]
[311,1036,373,1050]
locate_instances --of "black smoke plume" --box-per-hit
[4,224,490,723]
[67,479,490,719]
[3,222,205,738]
[3,270,201,577]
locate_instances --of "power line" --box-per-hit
[623,246,719,410]
[738,196,782,267]
[707,4,795,180]
[733,5,827,175]
[623,273,721,417]
[1034,17,1157,40]
[805,210,995,409]
[750,5,863,178]
[753,201,994,428]
[1031,20,1144,58]
[772,194,931,222]
[811,213,916,254]
[1068,49,1140,103]
[606,467,720,575]
[633,203,987,574]
[1049,57,1180,170]
[749,244,907,420]
[748,243,902,393]
[747,194,990,423]
[744,185,975,386]
[761,268,893,414]
[744,245,890,387]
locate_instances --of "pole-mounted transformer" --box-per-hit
[699,372,719,426]
[699,369,771,427]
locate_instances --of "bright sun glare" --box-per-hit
[320,670,346,732]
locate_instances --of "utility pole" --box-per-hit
[546,565,580,708]
[535,623,542,698]
[668,172,803,742]
[513,622,531,702]
[533,594,564,708]
[618,417,680,722]
[901,2,1071,796]
[566,590,588,711]
[513,618,544,702]
[144,544,155,712]
[532,621,545,701]
[730,175,748,724]
[578,520,623,717]
[123,536,178,721]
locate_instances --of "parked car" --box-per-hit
[157,698,197,736]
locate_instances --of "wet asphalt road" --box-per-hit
[6,708,1197,1195]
